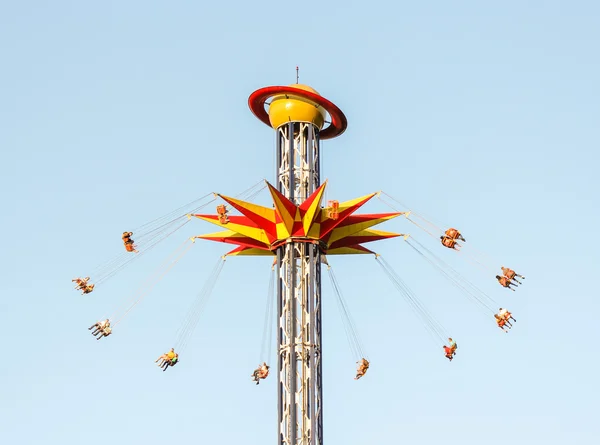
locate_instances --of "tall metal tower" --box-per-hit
[250,84,346,445]
[194,83,400,445]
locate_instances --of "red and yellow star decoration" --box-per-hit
[193,181,402,256]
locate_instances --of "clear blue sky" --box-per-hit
[1,1,599,444]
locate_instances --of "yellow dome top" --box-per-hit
[268,84,327,130]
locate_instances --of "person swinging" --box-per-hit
[161,353,179,371]
[501,267,525,285]
[251,362,270,385]
[72,277,90,291]
[496,275,517,291]
[122,232,138,253]
[155,348,176,368]
[448,337,457,352]
[96,325,112,340]
[498,308,516,325]
[494,314,511,333]
[89,319,112,340]
[81,283,95,294]
[354,358,370,380]
[89,319,110,337]
[440,235,461,250]
[73,277,94,294]
[216,205,229,224]
[445,228,466,242]
[443,345,455,361]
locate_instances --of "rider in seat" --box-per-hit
[354,358,370,380]
[448,337,457,354]
[154,348,177,368]
[216,205,229,224]
[443,345,455,361]
[89,319,112,340]
[81,283,95,294]
[96,325,112,340]
[440,235,461,250]
[252,362,270,384]
[494,314,511,333]
[501,267,525,285]
[122,232,138,253]
[162,353,179,371]
[89,319,110,337]
[496,275,517,291]
[73,277,90,291]
[499,308,516,326]
[445,228,466,242]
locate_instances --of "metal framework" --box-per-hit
[275,122,323,445]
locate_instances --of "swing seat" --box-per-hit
[327,200,339,220]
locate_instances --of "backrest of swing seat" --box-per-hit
[446,228,458,238]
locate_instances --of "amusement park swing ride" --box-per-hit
[74,77,526,445]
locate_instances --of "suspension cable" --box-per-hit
[378,195,439,239]
[326,264,366,360]
[175,256,227,353]
[112,238,194,326]
[380,191,448,231]
[107,238,191,320]
[406,237,497,314]
[375,254,449,346]
[260,266,276,363]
